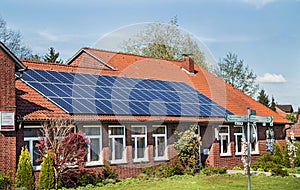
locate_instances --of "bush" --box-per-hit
[166,161,184,177]
[15,146,35,190]
[78,172,101,187]
[38,151,55,190]
[0,172,13,190]
[273,142,283,164]
[101,161,119,184]
[200,166,227,176]
[232,166,242,170]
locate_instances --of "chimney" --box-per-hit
[182,54,195,74]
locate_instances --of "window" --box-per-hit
[131,125,148,162]
[109,125,126,164]
[24,127,42,170]
[219,125,231,156]
[81,125,102,166]
[152,125,167,160]
[250,124,259,154]
[234,126,244,155]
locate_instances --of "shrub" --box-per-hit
[15,146,35,190]
[200,166,227,176]
[38,151,55,190]
[273,142,283,164]
[78,171,101,187]
[0,172,13,190]
[232,166,242,170]
[166,161,184,177]
[101,161,119,184]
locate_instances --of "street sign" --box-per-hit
[250,115,273,123]
[225,115,248,122]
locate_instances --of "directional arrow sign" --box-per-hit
[250,115,273,123]
[225,115,248,122]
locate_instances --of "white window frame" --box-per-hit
[109,125,126,164]
[234,126,244,155]
[23,126,42,171]
[250,124,259,154]
[131,125,148,163]
[152,125,167,161]
[81,125,102,166]
[219,125,231,156]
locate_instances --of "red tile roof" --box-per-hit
[16,48,289,123]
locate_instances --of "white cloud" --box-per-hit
[38,31,71,42]
[257,73,287,83]
[239,0,277,8]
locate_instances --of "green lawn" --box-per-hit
[71,174,300,190]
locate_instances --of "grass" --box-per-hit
[68,174,300,190]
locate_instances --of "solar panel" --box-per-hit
[21,69,232,117]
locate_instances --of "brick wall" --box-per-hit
[0,47,18,177]
[205,124,286,169]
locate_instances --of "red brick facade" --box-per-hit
[0,47,17,176]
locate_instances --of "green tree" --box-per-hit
[257,89,270,107]
[38,151,55,190]
[0,15,32,58]
[15,146,35,190]
[174,125,201,173]
[43,47,63,63]
[122,16,207,70]
[36,119,89,189]
[216,52,258,97]
[270,97,276,111]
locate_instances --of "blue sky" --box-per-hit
[1,0,300,110]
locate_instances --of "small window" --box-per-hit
[109,125,126,164]
[234,126,244,155]
[152,125,167,160]
[81,125,102,166]
[219,125,231,156]
[131,126,148,162]
[250,124,259,154]
[24,127,42,170]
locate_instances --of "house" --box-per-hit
[0,42,290,179]
[276,104,294,118]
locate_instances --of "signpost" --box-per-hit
[225,109,273,190]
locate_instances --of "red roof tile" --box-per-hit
[17,48,289,123]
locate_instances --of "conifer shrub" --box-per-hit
[15,146,35,190]
[273,142,283,164]
[38,151,55,190]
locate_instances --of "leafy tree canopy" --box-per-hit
[0,15,32,59]
[216,52,258,97]
[122,16,208,70]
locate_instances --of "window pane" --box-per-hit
[90,138,100,161]
[153,127,165,134]
[24,128,40,137]
[234,126,243,133]
[115,138,124,160]
[221,136,228,153]
[109,138,112,160]
[132,137,136,159]
[132,127,146,135]
[219,127,228,133]
[82,127,100,136]
[137,137,145,158]
[33,140,42,166]
[236,135,242,152]
[157,137,165,157]
[110,127,124,135]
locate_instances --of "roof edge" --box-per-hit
[0,41,26,71]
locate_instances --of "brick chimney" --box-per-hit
[182,55,195,74]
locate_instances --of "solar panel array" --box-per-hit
[21,69,232,117]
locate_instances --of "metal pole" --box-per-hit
[247,108,251,190]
